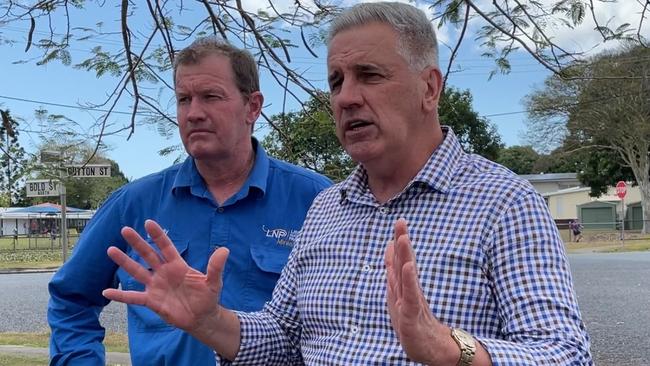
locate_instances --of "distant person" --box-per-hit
[103,3,592,365]
[570,219,584,242]
[47,37,332,366]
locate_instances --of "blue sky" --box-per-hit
[0,0,641,181]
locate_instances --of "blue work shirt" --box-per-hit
[48,140,332,366]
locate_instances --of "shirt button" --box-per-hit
[217,207,224,213]
[362,264,371,272]
[378,206,389,215]
[351,325,359,334]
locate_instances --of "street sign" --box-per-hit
[25,179,63,197]
[616,181,627,199]
[67,164,111,178]
[40,150,62,163]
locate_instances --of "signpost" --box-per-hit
[26,162,112,263]
[616,181,627,242]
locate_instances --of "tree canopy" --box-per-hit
[263,88,503,181]
[525,44,650,232]
[0,109,30,206]
[1,0,646,155]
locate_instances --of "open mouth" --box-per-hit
[347,120,372,131]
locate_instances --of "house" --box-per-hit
[519,173,581,194]
[520,173,644,230]
[0,203,94,236]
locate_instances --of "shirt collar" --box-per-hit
[338,126,464,203]
[172,137,270,200]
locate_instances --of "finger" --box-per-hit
[395,222,417,277]
[102,288,149,306]
[393,218,409,298]
[121,226,163,270]
[144,219,184,266]
[400,261,424,316]
[206,247,229,293]
[394,218,408,242]
[385,239,397,300]
[384,240,395,272]
[107,246,152,285]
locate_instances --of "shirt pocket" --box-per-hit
[244,243,291,310]
[123,236,189,331]
[249,242,290,274]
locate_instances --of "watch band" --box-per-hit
[450,328,476,366]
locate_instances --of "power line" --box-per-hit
[0,94,159,117]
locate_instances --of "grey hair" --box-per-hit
[327,2,438,71]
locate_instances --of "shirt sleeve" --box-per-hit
[218,237,305,366]
[478,191,593,365]
[47,190,127,365]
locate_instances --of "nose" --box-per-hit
[333,78,363,110]
[185,98,206,123]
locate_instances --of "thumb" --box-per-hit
[206,247,229,294]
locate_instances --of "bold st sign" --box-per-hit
[26,179,62,197]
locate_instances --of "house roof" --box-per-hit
[519,172,578,182]
[7,203,86,214]
[542,186,591,198]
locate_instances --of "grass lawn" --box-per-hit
[0,235,78,251]
[0,332,129,353]
[0,250,66,270]
[0,353,49,366]
[564,238,650,253]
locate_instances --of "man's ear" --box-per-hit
[246,91,264,125]
[421,66,443,113]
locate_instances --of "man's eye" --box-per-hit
[177,97,190,104]
[329,79,341,92]
[363,72,383,80]
[206,94,223,100]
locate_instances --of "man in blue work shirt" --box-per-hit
[47,37,331,365]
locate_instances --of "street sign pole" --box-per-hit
[620,194,625,244]
[60,181,68,263]
[59,165,68,263]
[616,181,627,244]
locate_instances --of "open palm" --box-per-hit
[102,219,229,331]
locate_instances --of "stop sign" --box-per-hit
[616,181,627,199]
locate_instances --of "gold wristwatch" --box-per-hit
[450,328,476,366]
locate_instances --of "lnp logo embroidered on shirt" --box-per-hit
[262,226,299,246]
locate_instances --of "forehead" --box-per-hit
[175,54,234,87]
[327,22,403,71]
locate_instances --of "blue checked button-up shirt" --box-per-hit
[228,128,593,365]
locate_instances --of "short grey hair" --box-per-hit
[327,2,438,71]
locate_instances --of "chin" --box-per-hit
[345,145,381,165]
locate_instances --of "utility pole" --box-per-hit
[59,168,68,263]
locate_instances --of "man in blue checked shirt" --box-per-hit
[47,37,331,366]
[103,2,593,365]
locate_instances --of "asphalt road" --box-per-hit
[1,251,649,365]
[569,251,650,365]
[0,271,127,334]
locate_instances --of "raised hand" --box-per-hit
[385,218,459,365]
[102,219,229,332]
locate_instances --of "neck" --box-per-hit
[196,147,256,205]
[367,127,444,204]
